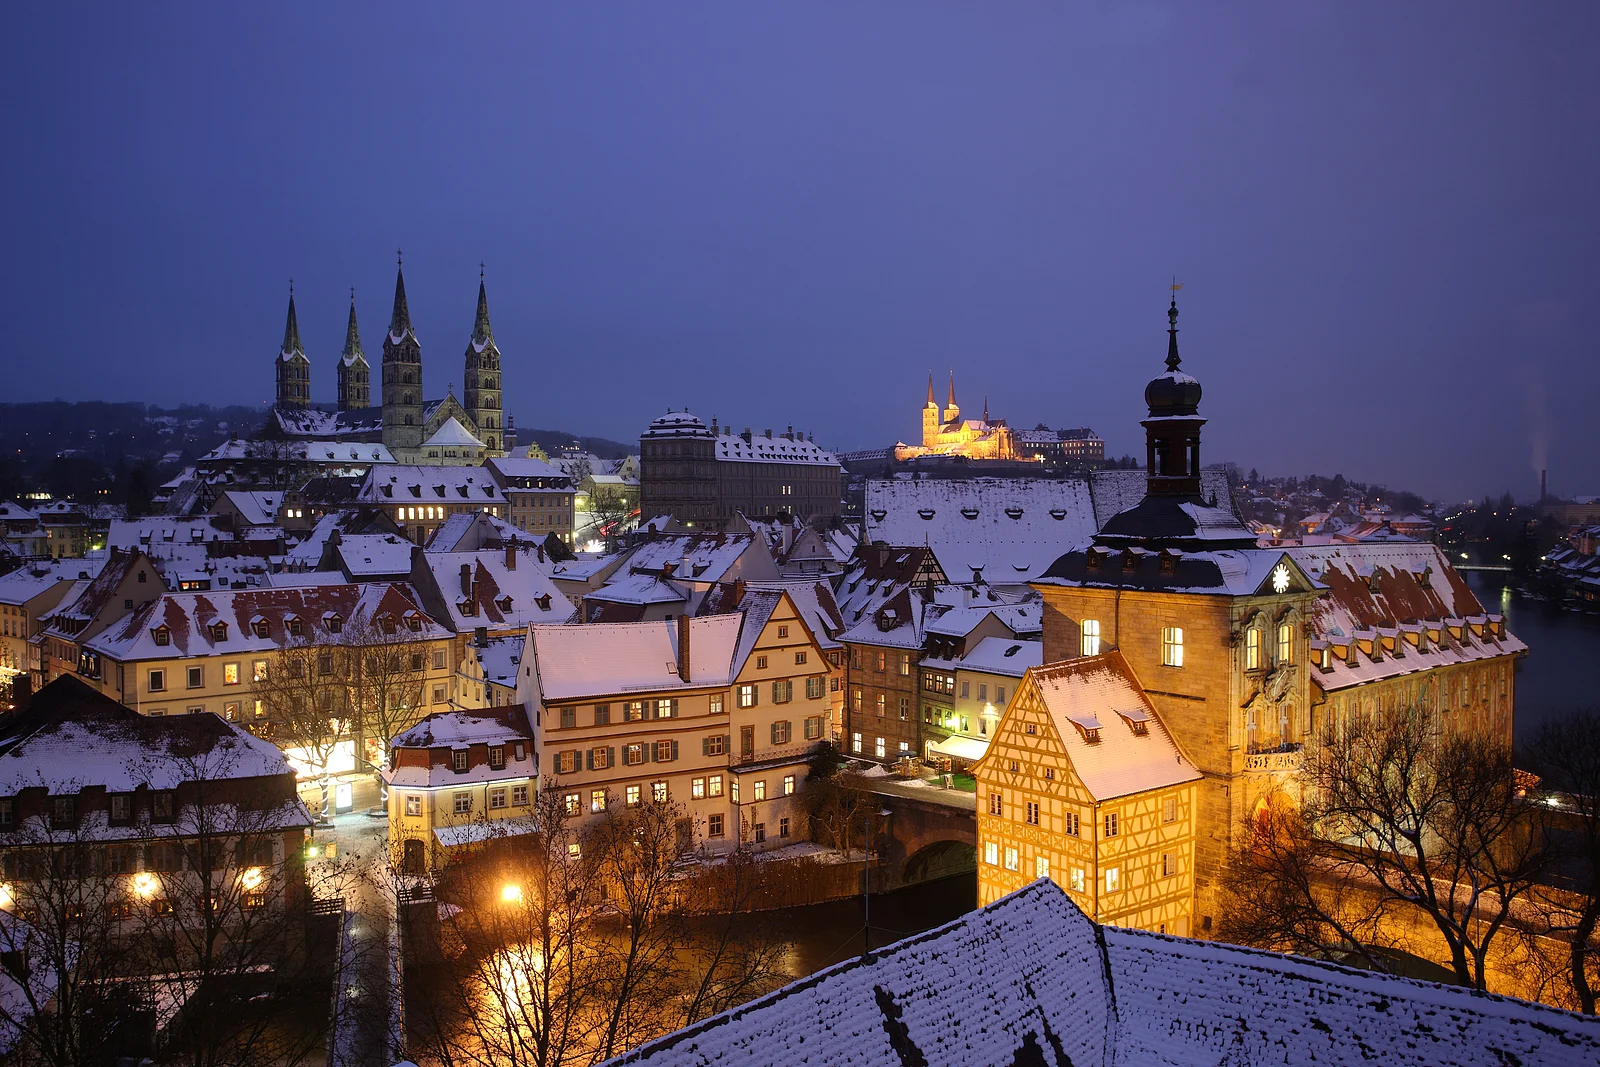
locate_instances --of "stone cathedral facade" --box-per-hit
[270,262,506,462]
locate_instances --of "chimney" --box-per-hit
[505,543,516,571]
[459,563,473,597]
[536,541,546,563]
[676,614,691,682]
[474,626,488,647]
[765,428,772,439]
[731,577,746,605]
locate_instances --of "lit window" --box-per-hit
[1104,812,1119,837]
[692,778,706,799]
[709,775,724,797]
[1277,623,1293,665]
[753,780,766,802]
[875,737,886,759]
[224,663,240,686]
[1105,867,1120,892]
[564,793,580,816]
[1035,855,1050,879]
[1069,867,1086,893]
[404,795,422,817]
[1004,847,1019,872]
[851,732,862,754]
[737,685,758,708]
[590,790,606,813]
[1081,619,1100,657]
[783,774,795,796]
[568,842,581,859]
[1246,628,1260,670]
[984,841,999,865]
[652,781,668,803]
[1162,627,1184,668]
[626,785,641,807]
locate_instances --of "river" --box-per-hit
[776,575,1600,973]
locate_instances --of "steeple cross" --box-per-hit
[397,247,403,267]
[480,261,485,282]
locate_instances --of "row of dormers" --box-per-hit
[1311,615,1507,671]
[150,608,430,646]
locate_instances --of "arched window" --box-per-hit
[1245,628,1261,671]
[1277,623,1293,664]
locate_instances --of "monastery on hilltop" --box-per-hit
[267,258,507,464]
[893,372,1018,461]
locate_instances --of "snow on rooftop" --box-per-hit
[336,534,415,576]
[529,614,744,701]
[422,416,485,449]
[358,464,505,504]
[957,636,1043,677]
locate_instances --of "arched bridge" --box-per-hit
[861,778,978,890]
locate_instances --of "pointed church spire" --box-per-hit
[341,289,364,361]
[281,284,304,356]
[926,371,936,407]
[947,370,956,409]
[983,394,989,423]
[389,251,414,341]
[472,271,494,346]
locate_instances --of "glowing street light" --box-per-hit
[131,872,158,898]
[239,866,265,891]
[0,883,12,910]
[501,883,523,904]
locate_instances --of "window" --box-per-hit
[988,792,1002,816]
[405,795,422,816]
[780,816,790,837]
[875,737,886,759]
[1161,627,1184,667]
[772,679,792,704]
[512,785,529,806]
[148,669,166,693]
[705,734,726,756]
[1163,796,1177,823]
[708,814,725,837]
[432,649,448,670]
[1064,810,1080,837]
[978,683,988,701]
[223,701,240,722]
[1105,867,1121,892]
[1162,853,1174,877]
[110,794,132,823]
[708,775,724,797]
[652,781,668,803]
[186,704,205,716]
[730,779,740,803]
[321,652,336,675]
[1069,867,1086,893]
[1104,812,1119,837]
[997,686,1006,704]
[1277,623,1293,665]
[805,715,823,740]
[1081,619,1101,657]
[710,693,724,715]
[1036,855,1050,879]
[556,751,577,774]
[654,740,674,762]
[1245,628,1261,671]
[489,746,505,770]
[795,651,807,665]
[752,779,767,802]
[876,693,886,717]
[568,842,581,859]
[960,681,970,698]
[771,720,792,745]
[224,662,240,686]
[452,750,469,772]
[560,706,576,728]
[899,653,910,676]
[737,685,757,708]
[252,659,268,683]
[984,841,999,865]
[875,650,886,672]
[594,704,611,725]
[1025,801,1040,826]
[625,701,645,721]
[655,698,676,719]
[692,777,706,799]
[1004,847,1019,872]
[52,796,75,828]
[899,696,909,720]
[626,784,642,807]
[490,787,507,810]
[624,743,645,766]
[851,732,862,754]
[564,793,581,817]
[433,685,447,704]
[0,799,12,828]
[592,747,611,770]
[777,625,788,639]
[783,774,795,796]
[590,790,607,813]
[453,792,471,815]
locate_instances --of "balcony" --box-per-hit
[1243,741,1303,773]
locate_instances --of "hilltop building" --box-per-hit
[268,262,506,462]
[894,372,1018,461]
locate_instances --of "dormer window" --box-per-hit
[379,614,396,636]
[211,622,228,642]
[152,626,171,647]
[287,616,303,637]
[1122,551,1139,572]
[535,594,552,611]
[497,596,513,613]
[452,749,469,773]
[405,613,422,633]
[324,613,343,634]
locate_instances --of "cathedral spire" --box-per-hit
[281,284,304,357]
[389,253,414,341]
[926,371,936,407]
[983,394,989,423]
[341,289,364,361]
[472,271,494,346]
[947,370,956,410]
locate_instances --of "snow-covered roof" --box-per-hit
[838,588,926,650]
[390,706,533,750]
[485,456,572,484]
[745,579,844,649]
[334,533,415,577]
[108,517,231,552]
[473,634,524,688]
[359,464,504,504]
[422,417,485,449]
[1088,466,1235,529]
[863,478,1098,583]
[612,878,1600,1067]
[1001,650,1201,801]
[83,583,450,661]
[712,429,839,467]
[528,613,745,701]
[219,490,283,527]
[424,511,528,553]
[419,549,574,630]
[618,534,774,586]
[583,572,687,606]
[0,558,98,605]
[1037,544,1315,598]
[270,408,383,439]
[0,502,39,523]
[953,636,1042,677]
[201,438,394,464]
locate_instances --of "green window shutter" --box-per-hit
[670,740,679,762]
[607,746,616,769]
[584,749,593,771]
[670,698,679,718]
[642,743,652,763]
[770,722,780,745]
[701,736,711,756]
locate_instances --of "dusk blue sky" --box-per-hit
[3,3,1595,502]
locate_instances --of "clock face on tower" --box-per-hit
[1271,563,1291,594]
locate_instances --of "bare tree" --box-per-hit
[341,612,429,797]
[675,841,792,1026]
[255,637,351,817]
[805,767,876,857]
[1522,707,1600,1013]
[584,484,634,550]
[1220,705,1549,990]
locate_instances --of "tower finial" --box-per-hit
[397,247,403,267]
[1166,279,1183,372]
[289,277,294,298]
[480,261,485,283]
[350,286,355,308]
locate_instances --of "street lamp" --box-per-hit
[863,806,893,958]
[501,883,523,904]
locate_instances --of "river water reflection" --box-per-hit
[775,871,978,977]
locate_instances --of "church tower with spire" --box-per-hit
[336,290,371,411]
[462,270,503,456]
[942,370,960,426]
[274,287,311,410]
[381,257,425,453]
[921,371,940,447]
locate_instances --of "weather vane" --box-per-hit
[397,247,403,267]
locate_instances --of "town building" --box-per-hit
[0,559,94,707]
[484,456,577,544]
[356,464,509,545]
[580,532,779,622]
[614,879,1600,1067]
[893,373,1018,461]
[924,633,1042,768]
[1014,426,1107,469]
[0,502,49,560]
[382,704,537,873]
[973,650,1200,934]
[267,263,508,462]
[518,590,830,853]
[1028,297,1526,930]
[637,412,842,529]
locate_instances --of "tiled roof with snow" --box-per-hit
[201,439,394,464]
[838,588,926,650]
[1037,545,1313,598]
[358,464,505,504]
[953,636,1042,677]
[485,456,573,484]
[422,416,485,449]
[528,614,745,701]
[390,706,532,749]
[1088,466,1235,529]
[0,559,98,605]
[745,579,844,649]
[583,572,687,606]
[220,490,283,527]
[474,634,524,688]
[863,478,1098,583]
[420,549,574,630]
[270,408,382,439]
[335,534,415,577]
[712,429,839,468]
[108,517,231,552]
[0,502,39,523]
[611,879,1600,1067]
[619,534,771,585]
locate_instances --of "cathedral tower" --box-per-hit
[462,270,503,456]
[942,370,960,426]
[336,289,371,411]
[274,287,311,410]
[922,371,940,447]
[381,258,425,452]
